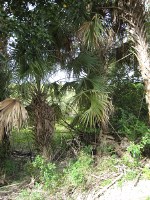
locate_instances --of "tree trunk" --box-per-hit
[0,130,10,159]
[124,0,150,120]
[31,90,55,160]
[2,132,10,157]
[0,6,10,157]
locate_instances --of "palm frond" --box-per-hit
[78,14,104,50]
[0,98,28,141]
[81,91,112,127]
[70,77,112,128]
[65,51,101,77]
[18,58,53,81]
[60,81,77,93]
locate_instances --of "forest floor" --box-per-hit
[0,155,150,200]
[1,173,150,200]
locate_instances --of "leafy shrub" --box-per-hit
[112,82,147,120]
[127,132,150,160]
[140,132,150,154]
[121,154,137,168]
[3,159,17,175]
[127,142,142,159]
[16,189,45,200]
[1,158,27,178]
[51,125,73,160]
[101,179,112,186]
[32,155,60,189]
[111,109,149,140]
[124,170,137,180]
[66,151,93,186]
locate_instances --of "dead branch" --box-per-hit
[93,173,124,199]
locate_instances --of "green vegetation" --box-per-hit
[66,151,93,186]
[145,197,150,200]
[10,128,34,152]
[142,167,150,180]
[0,0,150,199]
[16,188,46,200]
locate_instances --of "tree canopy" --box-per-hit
[0,0,150,156]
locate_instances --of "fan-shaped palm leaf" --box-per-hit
[64,51,102,78]
[72,89,112,128]
[66,75,113,129]
[0,98,28,141]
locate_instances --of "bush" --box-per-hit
[16,189,45,200]
[111,109,149,140]
[127,142,142,159]
[32,155,60,189]
[127,132,150,160]
[66,151,93,186]
[1,157,28,179]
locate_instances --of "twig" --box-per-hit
[134,170,143,187]
[134,158,147,187]
[93,173,124,199]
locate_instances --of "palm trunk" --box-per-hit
[31,90,55,160]
[0,8,10,156]
[124,0,150,120]
[1,131,10,158]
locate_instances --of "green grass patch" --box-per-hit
[16,188,46,200]
[124,170,137,181]
[142,167,150,179]
[101,179,112,187]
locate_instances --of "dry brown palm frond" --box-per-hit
[0,98,28,141]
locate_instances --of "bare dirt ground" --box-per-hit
[67,179,150,200]
[98,180,150,200]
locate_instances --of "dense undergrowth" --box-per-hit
[0,93,150,199]
[0,122,150,200]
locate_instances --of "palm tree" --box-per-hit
[74,0,150,122]
[108,0,150,120]
[124,0,150,120]
[6,2,62,159]
[75,14,113,135]
[71,76,112,130]
[62,49,113,143]
[14,56,57,159]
